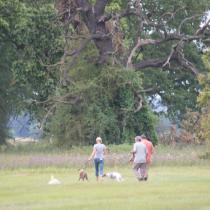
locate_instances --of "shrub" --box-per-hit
[47,66,158,146]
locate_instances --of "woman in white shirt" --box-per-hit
[88,137,106,181]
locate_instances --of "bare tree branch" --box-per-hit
[162,40,183,67]
[134,92,143,113]
[126,32,204,69]
[160,7,185,20]
[134,50,198,75]
[162,47,176,68]
[39,104,57,131]
[196,19,210,35]
[97,8,140,23]
[134,58,168,69]
[203,38,210,43]
[176,51,198,75]
[127,37,141,68]
[178,15,201,34]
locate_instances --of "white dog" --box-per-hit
[103,172,124,182]
[48,175,61,185]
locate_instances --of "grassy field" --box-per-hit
[1,144,210,210]
[0,166,210,210]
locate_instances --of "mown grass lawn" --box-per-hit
[0,166,210,210]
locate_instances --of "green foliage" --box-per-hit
[197,51,210,147]
[199,107,210,147]
[136,38,206,122]
[179,109,203,144]
[117,0,208,122]
[0,60,10,143]
[0,70,10,144]
[10,2,63,106]
[0,0,63,144]
[0,0,25,143]
[178,49,210,146]
[48,65,158,146]
[198,52,210,106]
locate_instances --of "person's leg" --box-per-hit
[139,163,147,180]
[94,159,99,181]
[144,162,149,180]
[133,163,142,180]
[98,159,104,181]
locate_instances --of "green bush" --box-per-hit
[47,65,158,146]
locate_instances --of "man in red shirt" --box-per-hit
[141,135,154,180]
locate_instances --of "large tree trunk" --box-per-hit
[58,0,113,64]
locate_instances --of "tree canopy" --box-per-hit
[54,0,209,118]
[0,0,209,146]
[0,0,63,143]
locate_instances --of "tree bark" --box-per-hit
[57,0,209,73]
[75,0,113,64]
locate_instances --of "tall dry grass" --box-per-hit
[0,143,209,169]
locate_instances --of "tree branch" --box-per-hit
[203,38,210,43]
[94,0,109,17]
[176,52,198,75]
[162,40,183,67]
[126,33,203,69]
[127,37,141,68]
[196,19,210,35]
[97,9,140,23]
[134,58,168,69]
[75,0,91,11]
[160,7,185,20]
[134,50,198,75]
[178,15,201,34]
[134,92,143,113]
[39,104,57,131]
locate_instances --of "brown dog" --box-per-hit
[78,169,88,181]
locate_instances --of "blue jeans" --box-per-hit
[94,158,104,177]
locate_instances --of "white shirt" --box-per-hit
[133,142,147,163]
[94,143,106,160]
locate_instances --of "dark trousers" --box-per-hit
[133,162,147,180]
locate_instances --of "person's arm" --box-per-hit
[88,147,96,161]
[129,144,136,162]
[132,143,137,154]
[152,142,154,154]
